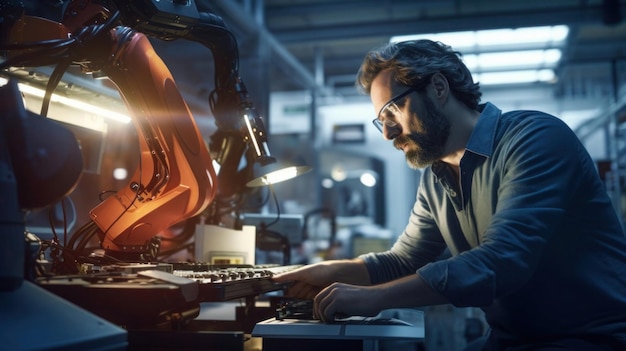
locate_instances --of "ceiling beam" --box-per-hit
[271,3,626,44]
[201,0,326,93]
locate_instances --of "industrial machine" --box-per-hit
[1,0,284,260]
[0,0,304,348]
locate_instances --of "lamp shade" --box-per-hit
[246,160,312,187]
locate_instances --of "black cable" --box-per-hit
[61,198,68,248]
[263,183,281,229]
[0,10,120,69]
[81,250,127,266]
[75,224,99,253]
[98,190,117,201]
[237,185,271,213]
[40,58,70,117]
[100,174,141,249]
[47,205,60,244]
[159,218,197,244]
[155,218,197,260]
[157,242,194,261]
[43,238,81,275]
[67,219,96,251]
[0,38,75,69]
[1,8,122,118]
[0,38,75,50]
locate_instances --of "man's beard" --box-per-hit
[393,95,451,169]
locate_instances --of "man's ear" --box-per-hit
[430,72,449,101]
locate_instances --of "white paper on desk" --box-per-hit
[194,224,255,264]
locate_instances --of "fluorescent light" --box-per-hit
[390,25,568,86]
[474,26,569,47]
[391,25,569,50]
[462,49,562,71]
[473,69,555,85]
[0,77,131,123]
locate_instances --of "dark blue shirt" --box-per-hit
[362,102,626,344]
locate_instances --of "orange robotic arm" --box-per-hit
[1,2,221,257]
[1,0,272,261]
[88,27,218,253]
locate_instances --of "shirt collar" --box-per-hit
[465,102,500,158]
[431,102,500,177]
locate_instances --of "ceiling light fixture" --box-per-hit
[0,77,131,124]
[473,69,556,85]
[391,25,569,50]
[390,25,569,86]
[463,49,562,71]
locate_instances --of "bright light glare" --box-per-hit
[390,25,568,86]
[243,113,263,157]
[113,167,128,180]
[360,172,377,187]
[260,166,299,185]
[0,77,131,123]
[474,26,569,46]
[391,25,569,49]
[463,49,561,70]
[321,178,334,189]
[212,160,221,175]
[331,166,347,182]
[473,69,555,85]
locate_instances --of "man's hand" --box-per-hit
[315,273,448,322]
[272,258,371,300]
[314,282,383,322]
[272,263,336,300]
[272,259,449,323]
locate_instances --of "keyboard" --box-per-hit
[37,270,201,328]
[171,263,302,301]
[37,264,302,327]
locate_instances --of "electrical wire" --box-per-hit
[61,198,68,247]
[263,183,281,229]
[4,7,233,268]
[0,10,121,117]
[47,205,60,244]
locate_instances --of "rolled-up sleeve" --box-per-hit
[361,178,448,284]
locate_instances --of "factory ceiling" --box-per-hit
[4,0,626,127]
[183,0,626,103]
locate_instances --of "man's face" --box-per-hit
[371,70,450,169]
[396,95,451,169]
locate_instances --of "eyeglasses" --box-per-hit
[371,76,432,133]
[372,87,415,133]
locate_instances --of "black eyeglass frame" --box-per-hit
[371,76,432,133]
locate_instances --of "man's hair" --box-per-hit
[356,39,482,110]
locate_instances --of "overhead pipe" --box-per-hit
[204,0,327,94]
